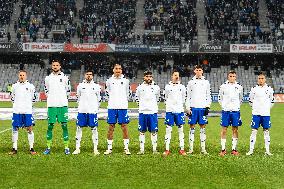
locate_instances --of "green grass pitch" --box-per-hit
[0,102,283,189]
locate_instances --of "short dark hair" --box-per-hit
[194,64,203,70]
[85,70,94,76]
[113,63,122,69]
[144,70,152,76]
[51,59,61,65]
[18,70,27,74]
[228,70,236,75]
[258,72,266,77]
[171,69,179,75]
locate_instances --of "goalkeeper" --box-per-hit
[43,60,71,155]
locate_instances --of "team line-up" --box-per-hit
[9,61,274,157]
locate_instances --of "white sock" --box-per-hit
[232,138,238,151]
[28,131,34,149]
[123,139,129,150]
[92,127,98,151]
[151,132,158,151]
[221,138,226,151]
[107,139,113,151]
[75,127,82,150]
[249,129,258,152]
[178,126,185,150]
[264,130,271,153]
[165,125,172,151]
[189,128,195,151]
[139,132,145,152]
[200,128,206,151]
[12,130,18,150]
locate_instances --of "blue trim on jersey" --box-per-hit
[220,111,242,127]
[107,109,130,124]
[12,114,34,131]
[138,113,158,132]
[77,113,98,127]
[187,108,208,125]
[165,112,185,126]
[251,115,271,129]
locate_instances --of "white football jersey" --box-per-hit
[44,72,70,107]
[77,80,101,114]
[106,74,130,109]
[164,81,186,113]
[136,82,160,114]
[185,76,211,110]
[11,81,36,114]
[249,84,274,116]
[218,81,243,111]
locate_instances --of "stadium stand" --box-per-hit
[0,1,14,27]
[204,0,239,44]
[266,0,284,45]
[16,0,76,43]
[204,0,273,44]
[79,0,137,44]
[0,1,16,42]
[143,0,197,45]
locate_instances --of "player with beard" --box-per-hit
[43,60,71,155]
[72,70,101,155]
[136,71,160,155]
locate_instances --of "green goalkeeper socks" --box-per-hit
[62,123,69,148]
[46,123,69,149]
[46,123,54,148]
[47,140,52,149]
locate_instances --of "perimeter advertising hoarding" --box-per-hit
[230,44,273,53]
[22,43,64,52]
[64,43,109,52]
[0,43,21,52]
[115,44,150,53]
[199,44,230,52]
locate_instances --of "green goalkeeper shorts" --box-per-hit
[48,107,68,124]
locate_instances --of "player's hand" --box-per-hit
[204,107,210,116]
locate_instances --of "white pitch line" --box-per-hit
[0,128,11,134]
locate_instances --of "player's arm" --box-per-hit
[239,85,244,105]
[66,76,71,98]
[206,81,212,108]
[10,84,15,103]
[126,79,132,101]
[97,85,102,106]
[105,79,110,98]
[203,81,211,116]
[270,87,275,108]
[164,85,169,100]
[135,85,141,105]
[248,87,255,107]
[156,85,160,102]
[76,84,81,104]
[185,81,192,114]
[181,85,186,104]
[31,85,36,104]
[44,76,49,97]
[218,85,223,106]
